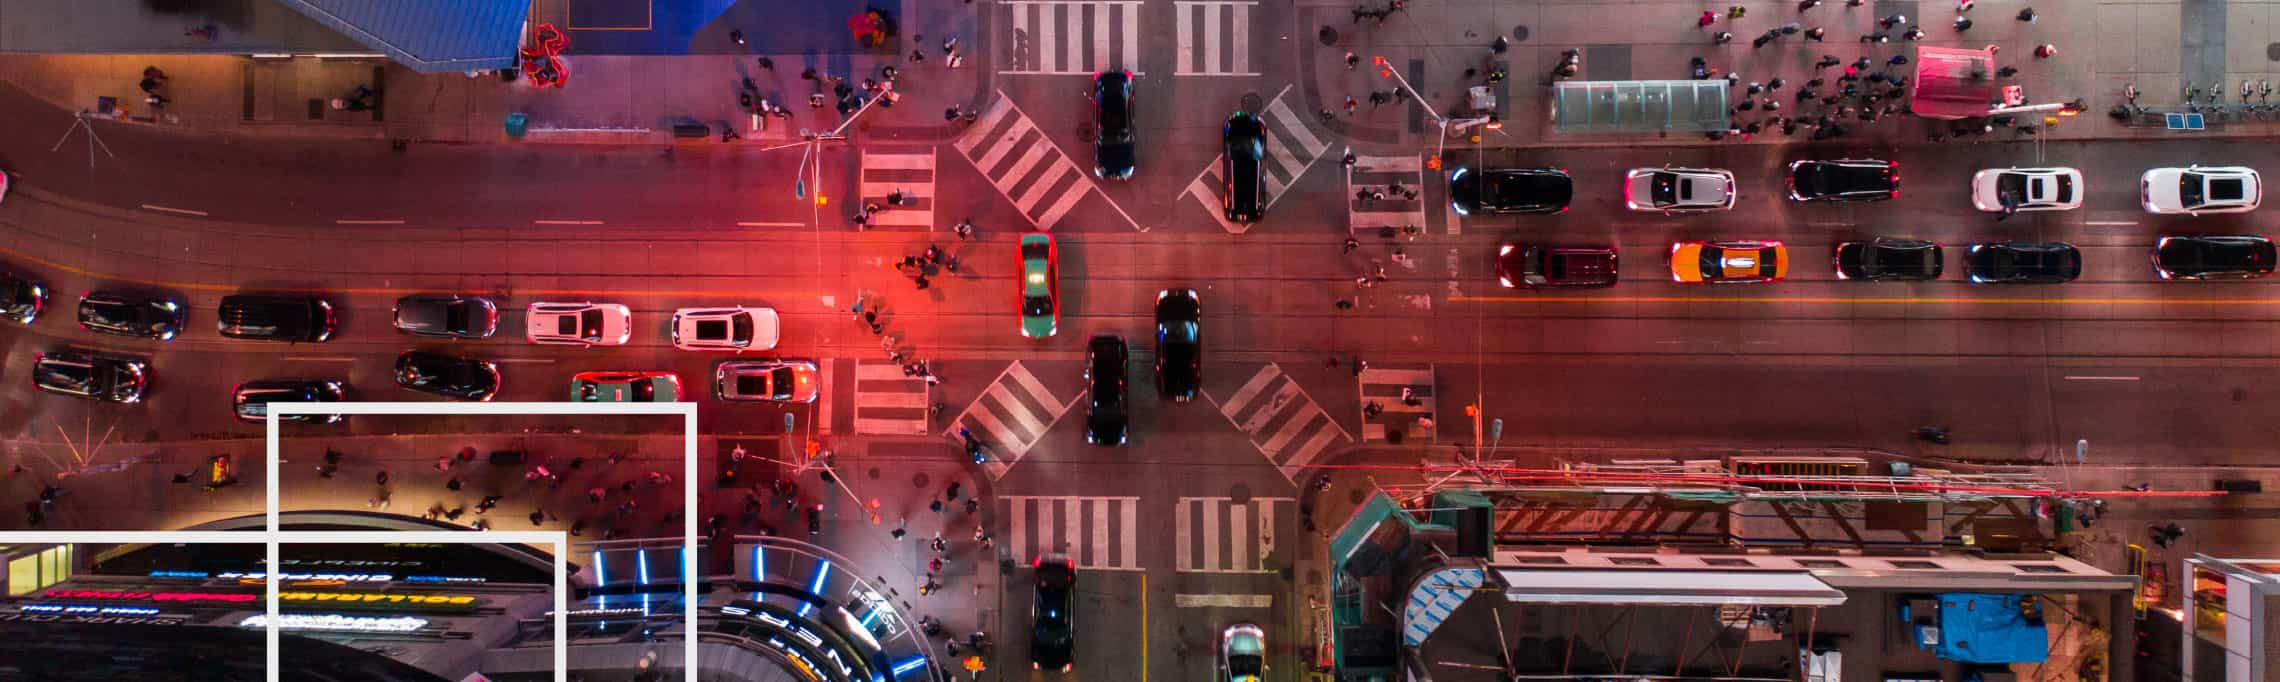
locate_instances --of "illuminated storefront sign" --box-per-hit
[21,603,162,616]
[237,614,429,632]
[721,604,857,679]
[0,612,183,626]
[39,589,257,604]
[219,571,392,583]
[277,591,478,612]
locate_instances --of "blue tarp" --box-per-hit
[1932,593,2050,663]
[276,0,532,73]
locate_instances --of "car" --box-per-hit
[0,169,9,205]
[2153,235,2277,280]
[1154,289,1202,401]
[1084,335,1128,446]
[216,294,334,342]
[1031,555,1076,673]
[1966,242,2083,284]
[392,294,498,339]
[1972,167,2084,213]
[571,371,682,403]
[1623,167,1736,212]
[1222,112,1267,222]
[0,272,43,325]
[1020,233,1059,338]
[2142,166,2261,214]
[32,351,147,403]
[714,360,820,403]
[232,379,347,423]
[1496,243,1618,288]
[1220,623,1266,682]
[1449,166,1572,215]
[1787,159,1899,202]
[526,302,633,346]
[77,292,185,340]
[1670,240,1788,284]
[671,307,780,351]
[392,350,500,401]
[1092,70,1136,180]
[1834,238,1943,281]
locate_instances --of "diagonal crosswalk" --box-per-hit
[947,361,1080,479]
[1359,365,1435,444]
[1174,496,1293,574]
[1345,154,1426,235]
[859,149,936,230]
[1172,1,1258,76]
[1000,1,1144,76]
[1003,495,1142,571]
[852,360,929,435]
[1183,85,1331,233]
[952,95,1097,231]
[1209,363,1350,483]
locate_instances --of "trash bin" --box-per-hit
[504,113,528,139]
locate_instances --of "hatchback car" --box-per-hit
[714,360,820,403]
[1221,623,1266,682]
[1085,335,1128,446]
[0,272,45,325]
[1972,167,2083,213]
[1093,70,1136,180]
[671,307,780,351]
[2142,166,2261,215]
[78,292,185,340]
[1222,112,1267,222]
[1834,238,1943,281]
[1496,243,1618,288]
[232,379,347,423]
[1624,167,1736,212]
[1450,167,1572,215]
[1031,555,1076,673]
[1154,289,1202,401]
[392,350,500,401]
[1671,241,1788,284]
[1787,159,1899,202]
[526,301,633,346]
[32,351,147,403]
[571,371,682,403]
[393,294,498,339]
[1020,233,1059,338]
[1966,242,2082,284]
[2153,235,2277,280]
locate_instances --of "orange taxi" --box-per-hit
[1670,240,1788,284]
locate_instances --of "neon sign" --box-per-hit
[238,614,429,632]
[0,612,183,626]
[219,571,391,583]
[21,604,162,616]
[40,589,257,603]
[278,591,477,612]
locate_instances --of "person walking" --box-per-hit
[1902,26,1925,41]
[1699,10,1718,27]
[1953,17,1973,31]
[1804,26,1825,41]
[1752,31,1776,48]
[1713,31,1733,45]
[2016,7,2035,22]
[2032,43,2057,59]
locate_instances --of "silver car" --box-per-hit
[392,294,497,339]
[715,360,820,403]
[1624,167,1736,212]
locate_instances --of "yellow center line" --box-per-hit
[0,243,822,299]
[1455,295,2280,305]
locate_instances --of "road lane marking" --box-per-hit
[283,356,357,362]
[2063,376,2140,381]
[736,221,805,227]
[334,219,406,225]
[1457,295,2280,306]
[492,358,559,364]
[2084,221,2138,226]
[533,219,604,225]
[1173,594,1273,608]
[140,204,208,217]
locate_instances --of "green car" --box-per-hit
[1019,233,1059,338]
[570,371,681,402]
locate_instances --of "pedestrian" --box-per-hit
[1491,35,1508,53]
[2016,8,2035,22]
[1335,299,1355,310]
[1368,91,1390,107]
[530,510,546,526]
[1345,51,1359,69]
[1957,0,1972,10]
[1996,65,2019,78]
[757,56,775,71]
[1887,54,1909,67]
[1713,31,1733,45]
[1805,27,1825,41]
[1855,56,1874,71]
[1798,0,1821,9]
[1861,32,1887,43]
[446,477,462,491]
[1699,10,1718,27]
[1817,54,1841,69]
[2033,43,2056,59]
[1747,82,1764,95]
[375,470,389,486]
[914,275,930,290]
[1780,21,1801,35]
[1902,26,1924,41]
[1373,266,1389,283]
[1317,107,1334,124]
[928,557,944,572]
[1954,17,1972,31]
[721,128,740,142]
[910,49,926,63]
[729,29,746,46]
[1751,31,1774,49]
[1768,78,1786,90]
[1692,57,1712,79]
[1878,13,1906,29]
[1728,5,1746,19]
[1341,150,1357,169]
[965,498,979,514]
[1343,237,1361,253]
[1344,95,1358,114]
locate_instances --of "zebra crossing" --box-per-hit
[1173,1,1259,76]
[951,95,1096,231]
[1003,496,1142,571]
[1209,363,1349,483]
[1183,85,1332,233]
[947,361,1081,479]
[852,360,929,435]
[1346,154,1426,235]
[859,150,936,230]
[1360,365,1435,444]
[1174,497,1292,574]
[1000,1,1143,75]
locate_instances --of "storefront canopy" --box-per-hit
[1912,46,2000,120]
[1553,80,1732,133]
[277,0,533,73]
[1490,568,1847,606]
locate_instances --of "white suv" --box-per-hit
[526,302,632,346]
[671,307,779,351]
[2142,165,2261,214]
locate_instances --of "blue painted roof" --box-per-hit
[276,0,532,73]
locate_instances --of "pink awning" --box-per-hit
[1912,46,2000,119]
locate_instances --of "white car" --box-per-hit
[2141,165,2261,214]
[526,302,632,346]
[1220,623,1265,682]
[1972,167,2083,212]
[1623,167,1736,212]
[671,306,779,351]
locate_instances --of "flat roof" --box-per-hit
[1490,568,1846,606]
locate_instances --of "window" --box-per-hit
[1510,555,1566,565]
[6,557,31,595]
[1701,558,1754,567]
[1887,560,1941,570]
[1796,559,1848,568]
[7,545,72,596]
[1609,557,1661,566]
[2013,564,2067,573]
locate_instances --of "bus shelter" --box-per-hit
[1552,80,1732,133]
[1911,46,2000,119]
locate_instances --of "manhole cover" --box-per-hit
[1230,484,1252,504]
[1512,25,1529,42]
[1239,92,1264,113]
[1318,26,1339,46]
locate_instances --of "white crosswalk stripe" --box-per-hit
[1173,1,1258,76]
[947,361,1080,479]
[952,95,1096,231]
[859,150,935,230]
[1183,85,1331,233]
[1004,496,1141,571]
[1001,1,1143,75]
[1175,497,1293,573]
[1359,365,1435,443]
[852,360,929,435]
[1345,154,1426,235]
[1209,363,1350,483]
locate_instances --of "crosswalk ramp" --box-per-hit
[1360,365,1435,444]
[852,360,929,435]
[1174,497,1293,574]
[1003,496,1141,571]
[1000,1,1142,75]
[1173,1,1258,76]
[859,150,935,230]
[1345,154,1426,235]
[952,95,1096,232]
[1183,85,1332,233]
[1209,363,1349,483]
[948,361,1081,479]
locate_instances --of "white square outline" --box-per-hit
[270,402,700,682]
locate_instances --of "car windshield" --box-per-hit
[1997,172,2027,202]
[36,362,93,393]
[578,309,604,339]
[1023,296,1053,317]
[730,314,753,344]
[1697,247,1725,276]
[770,368,795,398]
[1650,172,1679,204]
[2054,174,2074,202]
[445,303,469,332]
[1161,321,1199,343]
[1099,88,1129,134]
[2180,173,2205,206]
[628,381,655,401]
[1229,652,1264,678]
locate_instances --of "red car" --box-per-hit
[1495,243,1618,288]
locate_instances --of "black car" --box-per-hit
[393,294,498,339]
[233,379,348,423]
[1084,335,1128,446]
[77,292,185,340]
[1031,555,1076,673]
[217,294,335,342]
[1154,289,1201,401]
[0,273,45,325]
[1967,242,2082,283]
[1787,159,1899,202]
[32,351,147,403]
[1449,166,1572,216]
[1092,71,1136,180]
[393,350,501,401]
[1834,238,1943,281]
[1222,112,1267,222]
[2154,235,2277,280]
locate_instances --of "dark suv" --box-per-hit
[1787,159,1899,202]
[218,294,335,342]
[2153,235,2277,280]
[1154,289,1202,401]
[1967,242,2082,283]
[1031,555,1076,673]
[1222,112,1267,222]
[78,292,186,340]
[233,379,348,423]
[1084,335,1129,446]
[1834,238,1943,281]
[1496,243,1617,288]
[1450,167,1572,215]
[32,351,148,403]
[0,272,46,325]
[1092,71,1136,180]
